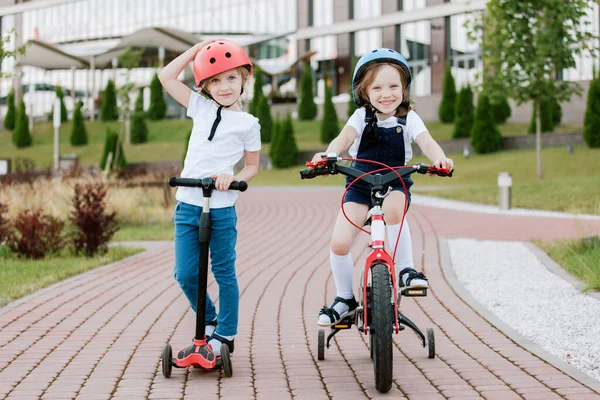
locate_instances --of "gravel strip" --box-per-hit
[447,238,600,383]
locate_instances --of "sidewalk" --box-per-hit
[0,188,599,400]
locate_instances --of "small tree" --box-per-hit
[438,64,456,123]
[131,88,148,144]
[298,62,317,120]
[12,100,32,148]
[583,77,600,148]
[4,89,15,130]
[470,93,502,154]
[70,101,88,146]
[551,96,562,126]
[348,57,359,118]
[249,65,264,117]
[51,86,69,122]
[271,113,298,168]
[269,113,281,166]
[100,80,119,121]
[99,127,127,171]
[117,47,144,145]
[452,85,474,139]
[528,96,555,134]
[148,73,167,120]
[320,84,339,143]
[490,95,511,124]
[257,95,272,143]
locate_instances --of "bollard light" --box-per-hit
[568,144,573,154]
[498,172,512,210]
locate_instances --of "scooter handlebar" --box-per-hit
[168,177,248,192]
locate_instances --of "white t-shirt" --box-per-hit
[176,91,261,209]
[346,108,427,165]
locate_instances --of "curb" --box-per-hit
[438,237,600,393]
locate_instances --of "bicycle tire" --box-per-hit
[371,263,393,393]
[317,329,325,360]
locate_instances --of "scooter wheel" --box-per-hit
[426,328,435,359]
[162,344,173,378]
[221,343,233,377]
[317,329,325,361]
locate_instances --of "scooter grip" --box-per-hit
[229,181,248,192]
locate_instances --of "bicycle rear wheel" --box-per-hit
[371,263,393,393]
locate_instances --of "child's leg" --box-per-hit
[383,192,428,288]
[207,206,238,354]
[173,202,218,335]
[317,202,368,326]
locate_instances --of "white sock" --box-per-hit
[330,250,354,300]
[387,219,413,272]
[209,334,233,356]
[205,323,216,338]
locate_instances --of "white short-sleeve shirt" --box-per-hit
[345,107,427,165]
[176,91,261,209]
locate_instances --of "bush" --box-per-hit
[70,101,88,146]
[134,87,144,114]
[491,95,511,124]
[249,65,264,117]
[99,127,127,170]
[321,84,339,144]
[70,181,119,257]
[100,80,119,121]
[551,96,562,126]
[4,89,15,130]
[130,112,149,144]
[271,113,298,168]
[528,97,555,134]
[269,114,281,166]
[470,93,502,154]
[257,95,272,143]
[438,64,456,123]
[452,85,474,139]
[0,202,10,244]
[298,63,317,120]
[148,74,167,120]
[584,78,600,148]
[7,208,65,259]
[12,100,32,148]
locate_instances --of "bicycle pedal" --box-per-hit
[332,322,352,329]
[401,288,428,297]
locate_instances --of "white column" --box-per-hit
[89,56,96,121]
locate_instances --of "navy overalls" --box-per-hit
[344,107,414,206]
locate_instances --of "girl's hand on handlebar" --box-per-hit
[310,152,328,165]
[429,157,454,176]
[212,173,235,191]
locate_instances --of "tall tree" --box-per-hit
[148,73,167,120]
[298,62,317,120]
[438,64,457,123]
[468,0,596,179]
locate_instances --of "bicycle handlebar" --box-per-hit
[168,177,248,192]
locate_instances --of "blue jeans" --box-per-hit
[173,201,239,337]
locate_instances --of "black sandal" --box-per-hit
[399,267,429,289]
[317,296,358,326]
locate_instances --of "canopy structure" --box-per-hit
[16,39,90,70]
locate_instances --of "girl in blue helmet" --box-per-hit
[312,48,454,327]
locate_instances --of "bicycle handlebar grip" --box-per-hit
[300,167,329,179]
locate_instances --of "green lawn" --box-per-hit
[537,238,600,291]
[0,245,144,307]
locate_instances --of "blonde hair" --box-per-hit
[353,61,411,117]
[199,66,252,107]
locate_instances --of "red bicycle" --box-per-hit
[300,155,453,393]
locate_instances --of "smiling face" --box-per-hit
[202,67,244,109]
[366,64,404,119]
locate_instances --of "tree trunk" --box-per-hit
[536,98,543,180]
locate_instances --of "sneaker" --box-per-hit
[399,267,429,289]
[317,296,358,326]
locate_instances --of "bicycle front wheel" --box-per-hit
[371,263,393,393]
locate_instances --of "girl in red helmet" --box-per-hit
[159,39,261,355]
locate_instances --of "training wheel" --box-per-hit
[221,343,233,377]
[317,329,325,360]
[426,328,435,359]
[162,344,173,378]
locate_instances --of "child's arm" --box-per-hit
[158,39,215,108]
[311,126,359,163]
[415,131,454,170]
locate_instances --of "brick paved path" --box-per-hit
[1,188,599,400]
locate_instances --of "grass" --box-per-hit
[0,245,144,307]
[537,237,600,291]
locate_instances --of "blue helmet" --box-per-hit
[351,48,412,106]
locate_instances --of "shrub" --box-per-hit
[551,96,562,126]
[584,78,600,148]
[99,127,127,171]
[528,97,555,134]
[452,85,474,139]
[70,181,119,257]
[0,202,10,244]
[131,89,148,144]
[13,100,32,148]
[269,113,281,166]
[470,93,502,154]
[438,64,456,123]
[70,101,88,146]
[148,74,167,120]
[271,113,298,168]
[100,79,119,121]
[257,95,272,143]
[249,65,264,117]
[134,87,144,114]
[7,208,65,259]
[4,89,15,130]
[491,95,511,124]
[320,84,339,143]
[298,63,317,120]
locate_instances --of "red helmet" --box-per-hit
[193,40,253,87]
